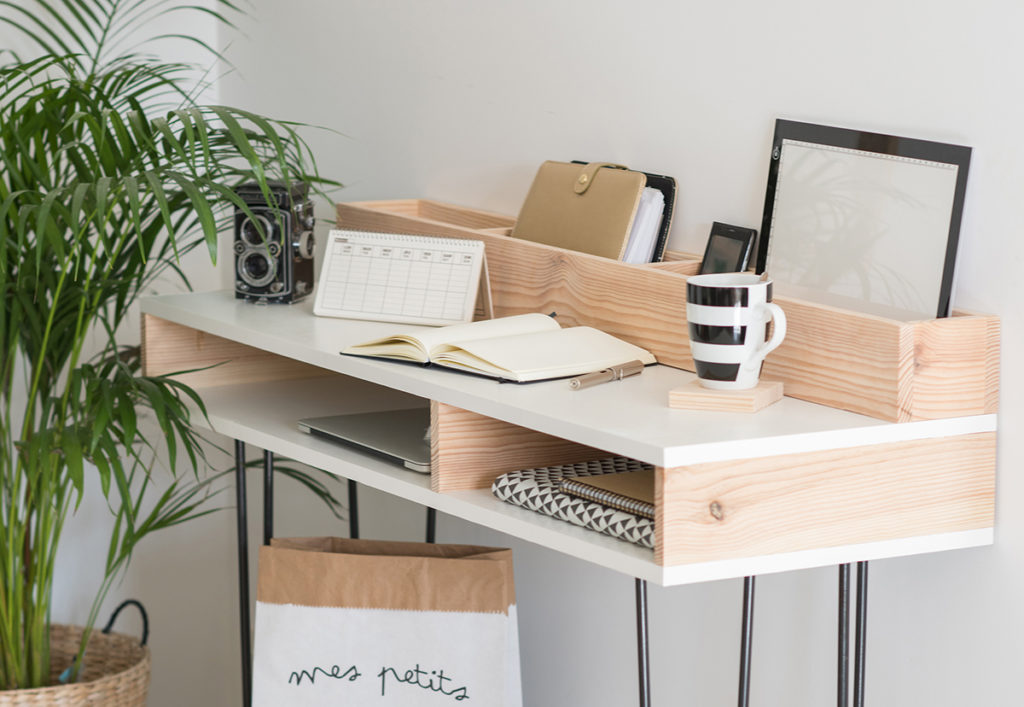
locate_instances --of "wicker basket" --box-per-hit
[0,624,150,706]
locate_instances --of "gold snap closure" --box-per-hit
[578,174,588,184]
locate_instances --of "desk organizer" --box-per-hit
[337,199,999,424]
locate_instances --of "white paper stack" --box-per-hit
[622,187,666,264]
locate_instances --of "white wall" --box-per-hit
[46,0,1024,705]
[198,3,1024,705]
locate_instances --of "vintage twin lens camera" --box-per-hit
[233,181,315,303]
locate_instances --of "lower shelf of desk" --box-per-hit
[191,376,994,587]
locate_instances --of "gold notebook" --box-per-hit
[559,468,655,519]
[511,161,646,260]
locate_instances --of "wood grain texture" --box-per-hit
[654,432,995,566]
[760,296,910,420]
[430,401,608,493]
[646,259,701,276]
[362,199,517,231]
[142,314,326,387]
[337,200,1000,422]
[910,312,1000,420]
[668,379,784,413]
[661,250,702,263]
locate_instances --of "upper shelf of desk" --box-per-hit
[140,291,994,469]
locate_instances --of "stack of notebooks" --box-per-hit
[491,458,655,548]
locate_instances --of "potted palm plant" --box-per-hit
[0,0,337,699]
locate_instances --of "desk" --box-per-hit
[140,290,996,706]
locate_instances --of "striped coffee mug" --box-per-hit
[686,273,787,390]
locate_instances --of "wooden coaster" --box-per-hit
[668,379,784,413]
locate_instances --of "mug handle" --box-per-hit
[753,302,787,362]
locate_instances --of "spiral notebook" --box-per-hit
[314,229,489,326]
[558,467,655,519]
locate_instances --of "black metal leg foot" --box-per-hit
[348,479,359,539]
[854,562,868,707]
[635,578,651,707]
[738,575,755,707]
[426,507,437,543]
[838,564,851,707]
[234,440,252,707]
[262,450,274,546]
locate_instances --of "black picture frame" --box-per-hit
[757,119,971,319]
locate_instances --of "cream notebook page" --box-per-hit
[431,326,655,381]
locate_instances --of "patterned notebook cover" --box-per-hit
[491,457,654,549]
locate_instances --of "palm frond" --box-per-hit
[0,0,342,689]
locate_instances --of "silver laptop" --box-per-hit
[297,407,431,473]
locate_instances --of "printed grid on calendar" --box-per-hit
[313,230,485,326]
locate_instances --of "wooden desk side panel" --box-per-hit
[430,402,609,493]
[654,432,995,566]
[910,313,1000,420]
[141,314,325,387]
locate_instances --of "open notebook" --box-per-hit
[342,313,656,383]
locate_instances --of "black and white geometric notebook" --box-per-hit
[491,457,654,549]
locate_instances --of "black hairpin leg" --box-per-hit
[348,479,359,539]
[234,440,252,707]
[426,507,437,543]
[838,564,851,707]
[854,562,868,707]
[738,575,756,707]
[635,578,651,707]
[262,450,274,546]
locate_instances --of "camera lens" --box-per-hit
[240,214,273,246]
[238,251,276,287]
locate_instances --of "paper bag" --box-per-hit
[252,537,522,707]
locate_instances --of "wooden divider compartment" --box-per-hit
[337,199,999,423]
[429,402,608,493]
